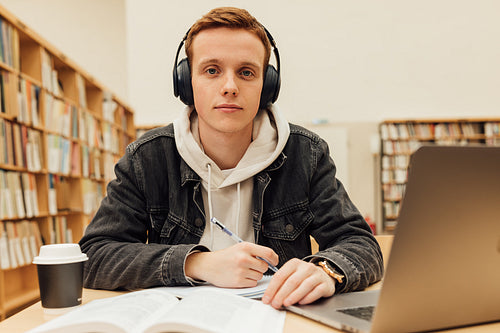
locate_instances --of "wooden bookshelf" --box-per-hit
[0,4,134,320]
[379,118,500,233]
[135,124,162,139]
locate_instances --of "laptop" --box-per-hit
[287,145,500,332]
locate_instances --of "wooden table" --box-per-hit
[1,235,499,332]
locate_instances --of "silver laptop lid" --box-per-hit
[371,145,500,332]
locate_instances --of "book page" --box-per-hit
[143,289,285,333]
[27,289,180,333]
[160,274,272,299]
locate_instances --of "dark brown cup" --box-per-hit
[33,244,88,314]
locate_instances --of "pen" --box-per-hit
[210,217,279,273]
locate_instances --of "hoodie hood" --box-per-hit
[173,105,290,188]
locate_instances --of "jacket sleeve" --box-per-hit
[303,138,384,293]
[78,149,208,290]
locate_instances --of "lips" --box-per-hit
[215,104,242,112]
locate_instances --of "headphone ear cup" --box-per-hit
[260,64,280,109]
[175,58,194,105]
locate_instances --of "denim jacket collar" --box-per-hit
[180,159,200,186]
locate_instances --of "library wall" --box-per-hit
[0,4,134,320]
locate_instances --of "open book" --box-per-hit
[27,288,286,333]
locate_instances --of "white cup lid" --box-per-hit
[33,243,88,265]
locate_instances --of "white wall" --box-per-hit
[126,0,500,125]
[0,0,127,99]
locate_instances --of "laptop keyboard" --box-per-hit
[338,305,375,321]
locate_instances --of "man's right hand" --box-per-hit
[185,242,279,288]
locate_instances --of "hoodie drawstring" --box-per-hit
[205,162,242,250]
[236,182,241,236]
[206,163,214,249]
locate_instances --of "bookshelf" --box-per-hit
[0,4,134,320]
[135,124,162,139]
[379,118,500,233]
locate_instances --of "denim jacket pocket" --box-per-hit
[261,201,313,241]
[148,209,201,245]
[260,201,314,264]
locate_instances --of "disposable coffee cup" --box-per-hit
[33,243,88,314]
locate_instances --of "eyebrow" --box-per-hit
[197,58,262,71]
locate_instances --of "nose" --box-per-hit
[220,73,239,97]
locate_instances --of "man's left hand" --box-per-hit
[262,258,336,309]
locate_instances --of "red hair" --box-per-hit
[185,7,271,67]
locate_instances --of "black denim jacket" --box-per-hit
[79,123,383,292]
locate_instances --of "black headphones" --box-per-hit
[173,26,281,109]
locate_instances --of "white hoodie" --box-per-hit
[173,106,290,251]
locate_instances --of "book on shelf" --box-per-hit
[485,122,500,135]
[48,174,57,215]
[12,171,26,218]
[71,105,78,138]
[90,148,102,179]
[103,152,115,181]
[76,73,87,109]
[0,70,17,115]
[70,141,81,176]
[17,78,41,127]
[0,72,5,114]
[102,91,117,122]
[0,220,42,270]
[0,221,10,269]
[18,220,35,264]
[21,172,39,217]
[78,111,104,149]
[49,216,72,245]
[82,178,103,215]
[5,221,24,267]
[47,134,72,175]
[26,128,43,172]
[27,287,285,333]
[0,17,20,70]
[12,122,25,167]
[81,145,89,178]
[0,170,28,219]
[45,96,72,136]
[3,117,14,164]
[41,49,61,97]
[0,170,14,219]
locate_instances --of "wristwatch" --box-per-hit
[316,260,345,284]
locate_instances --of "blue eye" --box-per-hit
[241,70,253,77]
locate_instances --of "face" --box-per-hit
[190,27,266,139]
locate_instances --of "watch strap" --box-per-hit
[317,260,345,284]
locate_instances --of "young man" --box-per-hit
[79,7,383,309]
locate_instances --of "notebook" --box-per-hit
[287,145,500,333]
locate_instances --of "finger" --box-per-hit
[262,259,300,306]
[282,271,337,307]
[252,257,273,273]
[245,267,265,282]
[298,282,335,305]
[232,245,272,274]
[281,274,321,307]
[271,266,312,308]
[244,243,279,267]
